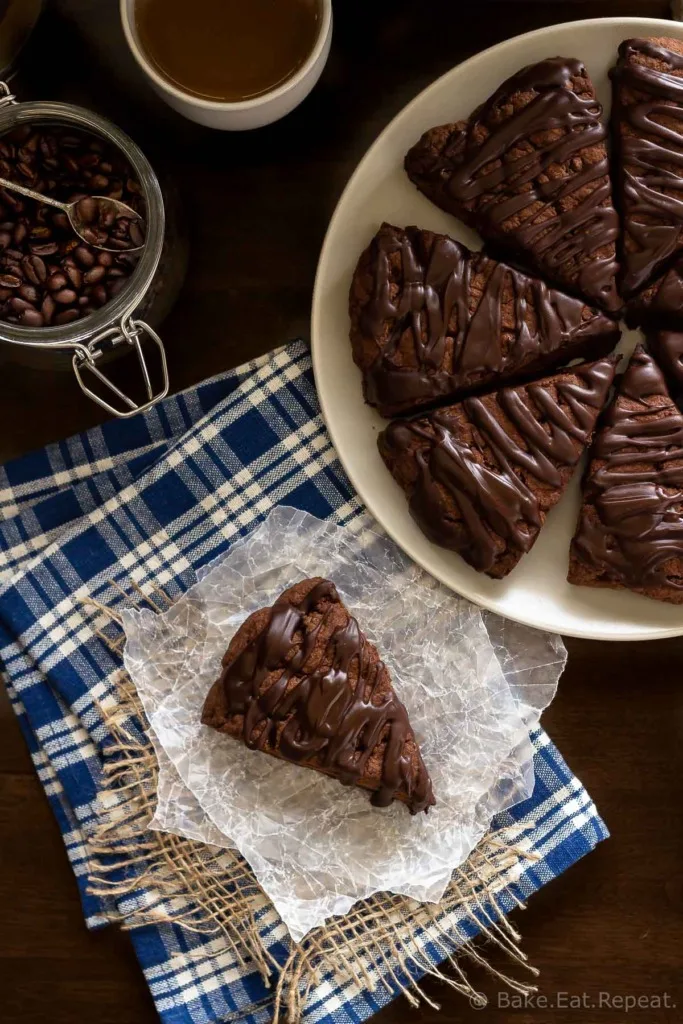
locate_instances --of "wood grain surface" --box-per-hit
[1,2,681,1022]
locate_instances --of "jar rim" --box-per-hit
[0,100,164,350]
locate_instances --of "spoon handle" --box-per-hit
[0,175,68,211]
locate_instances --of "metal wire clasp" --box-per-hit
[0,81,18,108]
[72,317,169,418]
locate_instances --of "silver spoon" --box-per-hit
[0,175,145,253]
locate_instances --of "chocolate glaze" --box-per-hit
[406,58,620,311]
[355,224,619,416]
[649,330,683,394]
[626,255,683,329]
[380,358,616,576]
[612,39,683,296]
[216,579,434,813]
[571,347,683,593]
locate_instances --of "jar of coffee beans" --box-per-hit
[0,97,185,417]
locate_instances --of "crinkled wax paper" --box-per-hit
[122,507,565,941]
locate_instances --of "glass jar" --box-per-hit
[0,91,185,417]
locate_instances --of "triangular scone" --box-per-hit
[349,223,620,417]
[378,356,618,578]
[569,346,683,603]
[404,58,621,313]
[612,38,683,296]
[648,330,683,397]
[201,577,435,814]
[627,254,683,329]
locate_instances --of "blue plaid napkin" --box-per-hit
[0,340,608,1023]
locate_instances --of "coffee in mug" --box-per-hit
[134,0,322,103]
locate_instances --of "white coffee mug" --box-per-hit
[119,0,332,130]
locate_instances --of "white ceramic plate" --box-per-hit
[312,17,683,641]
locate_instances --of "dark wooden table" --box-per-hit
[2,2,682,1022]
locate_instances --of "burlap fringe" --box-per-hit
[84,589,541,1021]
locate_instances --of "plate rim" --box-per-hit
[311,16,683,641]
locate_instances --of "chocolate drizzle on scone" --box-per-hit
[349,224,620,417]
[648,330,683,395]
[201,578,435,814]
[379,357,617,578]
[626,252,683,329]
[404,58,621,312]
[569,346,683,602]
[611,38,683,296]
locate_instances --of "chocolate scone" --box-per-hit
[627,254,683,329]
[378,356,618,578]
[569,346,683,603]
[201,577,435,814]
[648,330,683,396]
[404,58,621,313]
[611,38,683,297]
[350,223,620,418]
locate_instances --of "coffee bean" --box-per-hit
[81,226,108,247]
[0,287,12,301]
[100,207,116,229]
[75,197,96,224]
[91,174,109,190]
[97,251,113,267]
[18,284,38,303]
[30,225,51,239]
[0,189,22,212]
[65,265,82,289]
[41,294,55,323]
[48,272,68,291]
[84,265,105,285]
[0,231,11,249]
[12,222,26,245]
[92,284,108,306]
[51,212,70,231]
[30,242,59,257]
[23,255,47,284]
[74,245,95,268]
[21,308,44,327]
[53,288,77,305]
[108,277,127,298]
[10,296,33,313]
[0,273,21,288]
[39,136,57,160]
[129,221,144,247]
[54,308,79,325]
